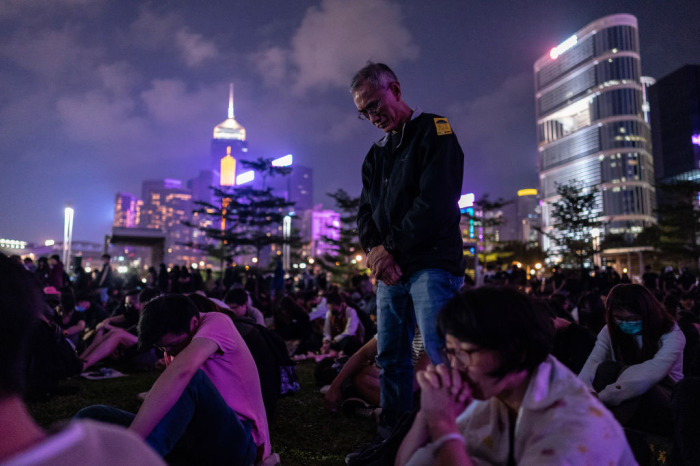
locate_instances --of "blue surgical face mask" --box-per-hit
[615,319,642,335]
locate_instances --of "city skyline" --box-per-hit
[1,0,699,244]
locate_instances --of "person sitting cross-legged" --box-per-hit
[76,294,272,465]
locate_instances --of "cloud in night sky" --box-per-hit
[252,0,418,94]
[128,7,220,67]
[448,72,538,195]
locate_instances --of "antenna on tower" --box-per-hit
[228,83,234,119]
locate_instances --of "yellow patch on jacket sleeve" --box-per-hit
[434,117,453,136]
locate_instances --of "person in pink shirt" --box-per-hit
[77,294,270,464]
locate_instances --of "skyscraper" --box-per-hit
[516,189,541,245]
[113,192,141,228]
[649,65,700,184]
[139,179,197,264]
[534,14,655,250]
[211,83,247,174]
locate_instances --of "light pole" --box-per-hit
[591,227,601,268]
[63,206,74,269]
[283,214,291,270]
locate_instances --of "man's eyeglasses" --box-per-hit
[357,87,391,121]
[439,345,485,368]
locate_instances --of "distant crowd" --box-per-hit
[2,251,700,464]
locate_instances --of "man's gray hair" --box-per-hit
[350,62,398,93]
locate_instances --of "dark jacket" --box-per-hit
[357,110,465,279]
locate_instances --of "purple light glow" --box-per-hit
[692,134,700,146]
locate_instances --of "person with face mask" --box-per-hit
[579,283,685,435]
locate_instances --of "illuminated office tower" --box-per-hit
[211,83,248,172]
[269,164,314,211]
[516,189,541,244]
[139,179,196,264]
[113,192,141,228]
[649,65,700,184]
[534,14,655,250]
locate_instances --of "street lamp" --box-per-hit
[63,206,74,268]
[283,214,292,270]
[591,228,601,268]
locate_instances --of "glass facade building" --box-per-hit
[649,65,700,184]
[534,14,656,249]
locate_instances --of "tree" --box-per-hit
[653,180,700,265]
[547,180,602,273]
[316,189,367,287]
[184,157,299,275]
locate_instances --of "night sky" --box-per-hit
[1,0,699,244]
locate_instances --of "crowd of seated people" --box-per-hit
[9,250,700,464]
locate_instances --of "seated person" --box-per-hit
[75,291,108,336]
[579,283,685,436]
[324,332,428,416]
[396,286,634,466]
[224,288,265,326]
[54,288,85,349]
[25,292,83,400]
[0,254,165,465]
[273,296,311,342]
[536,299,596,374]
[187,292,282,421]
[92,288,143,335]
[79,288,160,371]
[76,294,271,464]
[321,291,364,357]
[577,291,607,335]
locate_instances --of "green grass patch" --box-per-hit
[27,361,376,465]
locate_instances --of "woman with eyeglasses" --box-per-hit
[578,283,684,435]
[396,287,634,466]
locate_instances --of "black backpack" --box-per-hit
[25,319,83,400]
[229,316,299,421]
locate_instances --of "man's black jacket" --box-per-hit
[357,110,465,279]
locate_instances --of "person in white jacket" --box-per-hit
[579,283,684,435]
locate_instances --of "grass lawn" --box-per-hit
[27,360,377,465]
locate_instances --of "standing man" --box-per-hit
[352,62,465,430]
[94,253,112,306]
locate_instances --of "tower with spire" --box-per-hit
[211,83,248,173]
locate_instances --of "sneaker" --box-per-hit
[319,385,331,395]
[342,397,376,418]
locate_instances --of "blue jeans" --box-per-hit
[376,268,463,426]
[98,287,109,305]
[75,370,257,465]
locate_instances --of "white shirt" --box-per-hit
[323,306,360,342]
[4,420,165,465]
